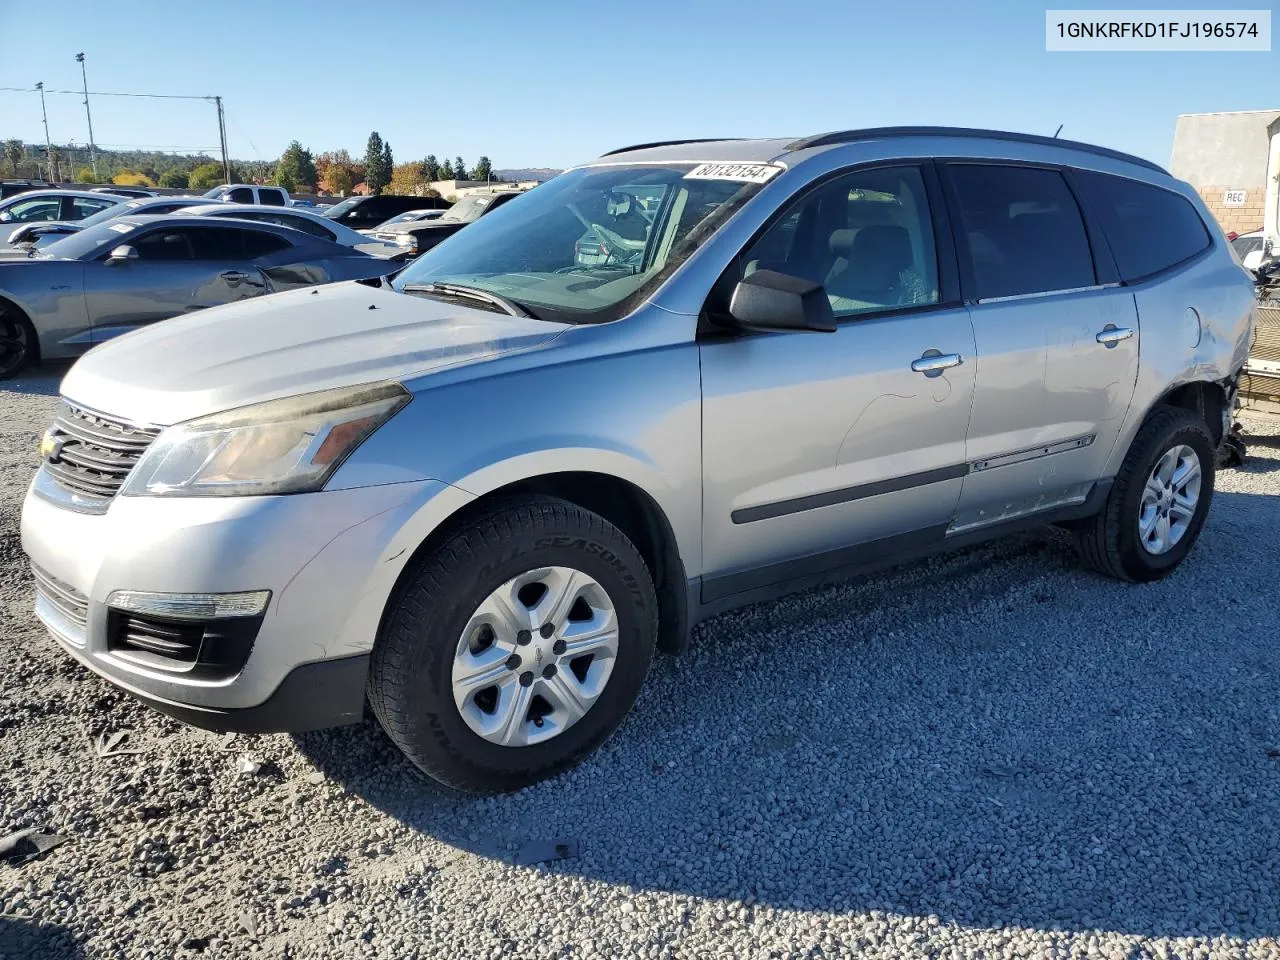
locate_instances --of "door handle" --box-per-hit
[911,352,964,374]
[1095,325,1134,347]
[220,270,250,284]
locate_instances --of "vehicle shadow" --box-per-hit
[0,917,85,959]
[4,362,72,397]
[294,489,1280,942]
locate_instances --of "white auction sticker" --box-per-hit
[109,223,134,233]
[684,162,783,184]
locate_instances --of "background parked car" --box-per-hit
[318,194,450,231]
[91,186,157,199]
[0,190,123,228]
[359,209,445,236]
[174,203,406,259]
[5,195,220,250]
[372,191,522,255]
[202,183,291,206]
[0,215,394,377]
[0,179,54,200]
[1231,229,1266,264]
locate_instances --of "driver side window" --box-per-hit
[742,165,940,319]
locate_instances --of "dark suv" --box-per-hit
[319,194,450,231]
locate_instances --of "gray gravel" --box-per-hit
[2,366,1280,959]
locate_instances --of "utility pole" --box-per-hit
[35,82,53,182]
[215,96,231,184]
[75,53,98,179]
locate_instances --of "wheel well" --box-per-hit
[390,472,690,655]
[1157,381,1227,445]
[0,296,40,365]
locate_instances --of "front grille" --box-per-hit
[43,400,161,503]
[31,563,88,629]
[115,616,204,661]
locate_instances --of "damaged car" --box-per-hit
[0,215,396,378]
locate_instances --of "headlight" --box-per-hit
[394,234,418,249]
[121,381,410,498]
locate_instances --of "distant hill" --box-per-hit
[495,168,561,183]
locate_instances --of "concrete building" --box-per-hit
[1170,109,1279,238]
[414,179,542,201]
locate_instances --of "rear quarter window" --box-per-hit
[1073,171,1211,282]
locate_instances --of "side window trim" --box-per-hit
[699,160,961,336]
[936,158,1113,305]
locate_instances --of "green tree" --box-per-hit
[3,140,22,176]
[363,131,390,195]
[454,157,467,182]
[328,165,354,196]
[158,169,189,189]
[189,162,227,189]
[423,154,440,182]
[380,141,393,190]
[471,156,493,182]
[388,161,425,195]
[274,140,317,192]
[74,166,99,184]
[440,158,455,179]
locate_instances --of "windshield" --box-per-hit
[38,220,142,261]
[391,164,768,323]
[439,194,498,223]
[201,186,227,198]
[73,198,147,229]
[319,197,362,219]
[380,209,432,227]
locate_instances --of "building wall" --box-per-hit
[1196,183,1268,235]
[1170,110,1279,236]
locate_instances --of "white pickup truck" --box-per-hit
[201,183,292,206]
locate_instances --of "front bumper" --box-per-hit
[21,471,456,731]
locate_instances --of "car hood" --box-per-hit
[378,219,467,236]
[353,239,405,259]
[60,281,569,425]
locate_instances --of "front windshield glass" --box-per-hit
[74,198,144,229]
[38,220,141,261]
[201,186,226,198]
[439,194,496,223]
[319,197,361,219]
[391,164,769,324]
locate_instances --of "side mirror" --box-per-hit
[106,244,139,265]
[1242,249,1265,272]
[728,269,836,333]
[0,212,11,223]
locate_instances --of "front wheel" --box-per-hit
[0,303,35,380]
[368,495,658,792]
[1074,405,1215,582]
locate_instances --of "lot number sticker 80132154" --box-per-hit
[684,162,783,184]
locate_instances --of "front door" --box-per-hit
[939,163,1139,533]
[699,164,977,603]
[89,225,272,341]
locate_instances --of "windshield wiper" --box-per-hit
[402,282,538,320]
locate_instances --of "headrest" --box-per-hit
[850,224,912,272]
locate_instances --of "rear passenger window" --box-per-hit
[947,165,1095,300]
[239,229,292,258]
[1073,171,1211,281]
[259,188,286,206]
[228,188,254,204]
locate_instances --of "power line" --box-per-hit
[0,86,216,101]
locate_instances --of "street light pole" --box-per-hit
[35,82,53,182]
[215,96,230,185]
[75,53,98,179]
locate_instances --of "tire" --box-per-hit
[1074,405,1215,582]
[367,495,659,792]
[0,302,36,381]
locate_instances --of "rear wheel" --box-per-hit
[1074,405,1215,581]
[0,302,35,380]
[367,495,658,792]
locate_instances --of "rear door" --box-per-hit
[939,162,1139,533]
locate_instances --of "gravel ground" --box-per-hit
[2,366,1280,959]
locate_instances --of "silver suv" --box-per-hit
[21,128,1256,791]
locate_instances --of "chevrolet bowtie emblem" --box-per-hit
[40,431,65,463]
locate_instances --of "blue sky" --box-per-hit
[0,1,1274,170]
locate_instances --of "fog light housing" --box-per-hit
[106,589,270,621]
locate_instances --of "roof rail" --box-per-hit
[599,138,744,158]
[785,127,1167,174]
